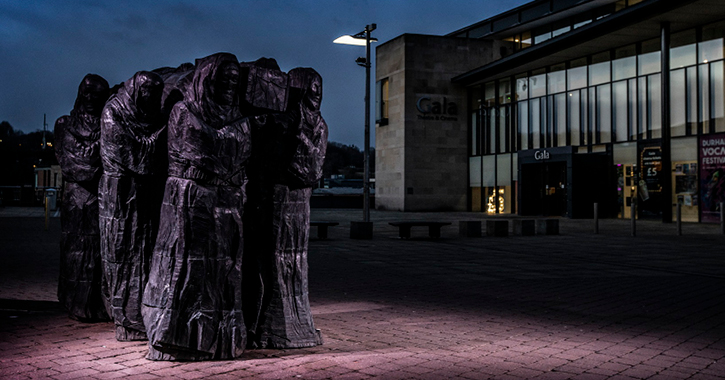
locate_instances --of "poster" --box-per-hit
[700,133,725,223]
[640,146,663,192]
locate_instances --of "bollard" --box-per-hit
[631,200,636,237]
[45,196,49,231]
[594,202,599,234]
[676,201,682,236]
[721,202,725,235]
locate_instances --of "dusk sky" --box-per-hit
[1,0,528,147]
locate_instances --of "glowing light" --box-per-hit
[333,35,378,46]
[486,189,505,214]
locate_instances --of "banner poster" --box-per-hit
[700,133,725,223]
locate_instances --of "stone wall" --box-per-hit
[375,34,495,211]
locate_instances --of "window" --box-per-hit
[590,52,611,86]
[712,61,725,132]
[375,78,389,125]
[568,58,588,90]
[552,20,571,38]
[533,25,551,44]
[548,64,566,94]
[516,75,528,101]
[670,69,686,136]
[638,38,661,76]
[613,45,637,80]
[555,93,567,146]
[613,80,628,142]
[518,101,529,150]
[700,20,725,63]
[671,30,696,69]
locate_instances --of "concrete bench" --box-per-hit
[486,220,509,237]
[310,221,339,239]
[536,219,559,235]
[389,221,451,239]
[459,221,482,237]
[513,219,536,236]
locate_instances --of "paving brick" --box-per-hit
[51,367,101,380]
[1,211,725,380]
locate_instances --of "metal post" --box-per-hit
[631,199,636,237]
[362,23,376,224]
[661,22,673,223]
[45,195,49,231]
[594,202,599,234]
[676,201,682,236]
[631,169,637,237]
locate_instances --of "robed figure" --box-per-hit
[54,74,111,321]
[245,67,327,349]
[99,71,167,341]
[142,53,251,360]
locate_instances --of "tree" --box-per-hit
[0,121,56,186]
[322,142,374,179]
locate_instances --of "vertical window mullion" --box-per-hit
[709,61,715,134]
[647,75,652,140]
[565,62,571,147]
[611,50,615,142]
[627,79,631,141]
[696,26,703,136]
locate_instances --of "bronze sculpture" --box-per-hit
[54,74,111,322]
[56,53,328,360]
[244,67,327,349]
[99,71,167,341]
[142,53,251,360]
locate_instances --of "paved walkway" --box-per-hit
[1,208,724,379]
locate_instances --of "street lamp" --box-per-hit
[334,23,377,238]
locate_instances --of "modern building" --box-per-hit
[375,0,725,223]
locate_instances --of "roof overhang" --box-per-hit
[452,0,725,86]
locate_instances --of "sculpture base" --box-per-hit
[253,329,323,349]
[146,347,213,362]
[116,326,147,342]
[350,221,373,239]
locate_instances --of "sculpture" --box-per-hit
[99,71,167,341]
[244,67,327,348]
[142,53,251,360]
[54,74,111,321]
[152,63,195,119]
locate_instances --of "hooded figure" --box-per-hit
[99,71,166,341]
[54,73,111,321]
[244,67,327,348]
[142,53,251,361]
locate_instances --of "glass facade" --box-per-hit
[496,0,650,53]
[469,20,725,218]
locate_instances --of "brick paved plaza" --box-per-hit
[1,208,724,379]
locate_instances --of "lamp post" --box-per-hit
[335,24,377,238]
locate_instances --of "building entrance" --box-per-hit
[520,161,568,217]
[518,147,615,218]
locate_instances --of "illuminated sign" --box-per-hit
[534,150,550,161]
